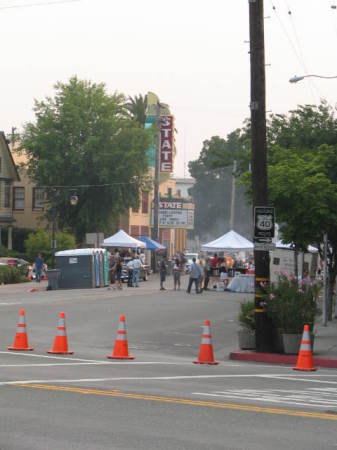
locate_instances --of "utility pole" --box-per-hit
[230,160,237,230]
[249,0,273,352]
[152,102,161,271]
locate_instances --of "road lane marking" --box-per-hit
[14,384,337,421]
[193,387,337,409]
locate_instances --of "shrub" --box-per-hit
[239,300,256,330]
[24,229,76,267]
[0,266,24,284]
[261,274,321,333]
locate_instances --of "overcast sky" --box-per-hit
[1,0,336,177]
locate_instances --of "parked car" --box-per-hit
[120,258,150,283]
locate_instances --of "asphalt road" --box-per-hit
[0,277,337,450]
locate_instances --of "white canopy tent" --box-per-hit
[201,230,254,252]
[102,230,146,249]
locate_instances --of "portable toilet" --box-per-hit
[55,248,109,289]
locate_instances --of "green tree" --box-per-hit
[25,229,76,266]
[126,94,148,125]
[267,144,337,319]
[21,77,151,241]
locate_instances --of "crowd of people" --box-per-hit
[108,249,147,289]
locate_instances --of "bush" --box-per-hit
[24,229,76,267]
[239,300,256,330]
[0,266,25,284]
[261,274,321,333]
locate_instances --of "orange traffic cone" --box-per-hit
[193,319,219,365]
[293,324,316,371]
[106,314,134,360]
[8,309,33,351]
[47,312,73,355]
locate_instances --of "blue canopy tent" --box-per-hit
[138,236,166,252]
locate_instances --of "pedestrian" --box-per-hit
[127,258,134,287]
[219,257,228,289]
[173,258,181,290]
[132,255,141,287]
[199,260,204,292]
[35,253,44,283]
[159,257,167,290]
[186,257,203,294]
[203,256,211,290]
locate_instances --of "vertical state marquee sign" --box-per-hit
[160,116,174,172]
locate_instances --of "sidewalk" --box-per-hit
[230,318,337,368]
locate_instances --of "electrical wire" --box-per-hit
[0,0,80,10]
[268,0,318,103]
[282,0,322,100]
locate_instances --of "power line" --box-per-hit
[0,0,80,10]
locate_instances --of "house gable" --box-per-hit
[0,132,20,181]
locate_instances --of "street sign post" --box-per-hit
[254,206,275,240]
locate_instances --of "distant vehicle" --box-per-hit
[120,258,150,283]
[184,253,199,274]
[0,257,30,268]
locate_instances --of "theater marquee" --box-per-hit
[160,116,174,172]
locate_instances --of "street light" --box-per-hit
[51,190,78,268]
[289,74,337,83]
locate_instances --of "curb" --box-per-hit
[229,351,337,368]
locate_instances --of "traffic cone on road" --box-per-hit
[8,309,33,351]
[47,312,73,355]
[106,314,134,360]
[193,319,219,365]
[293,324,316,371]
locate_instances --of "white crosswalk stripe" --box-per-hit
[193,388,337,409]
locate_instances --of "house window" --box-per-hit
[13,187,24,210]
[33,188,44,210]
[130,225,139,237]
[141,226,149,236]
[4,182,10,208]
[167,187,172,198]
[141,192,149,214]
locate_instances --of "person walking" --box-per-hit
[186,257,203,294]
[199,260,204,292]
[173,258,181,290]
[159,257,167,290]
[115,256,123,290]
[132,255,141,287]
[127,258,134,287]
[35,253,44,283]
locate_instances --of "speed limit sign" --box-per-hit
[254,206,275,239]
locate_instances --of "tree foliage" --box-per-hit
[21,77,151,240]
[126,94,148,125]
[265,102,337,319]
[25,229,76,266]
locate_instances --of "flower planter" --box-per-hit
[238,328,256,350]
[282,333,302,354]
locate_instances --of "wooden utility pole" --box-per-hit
[249,0,273,352]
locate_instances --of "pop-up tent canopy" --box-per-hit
[138,236,166,251]
[102,230,146,249]
[201,230,254,252]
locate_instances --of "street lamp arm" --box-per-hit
[289,74,337,83]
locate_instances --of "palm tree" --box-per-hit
[126,94,148,125]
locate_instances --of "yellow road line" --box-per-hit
[15,383,337,422]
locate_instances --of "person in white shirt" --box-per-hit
[127,258,134,287]
[132,256,142,287]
